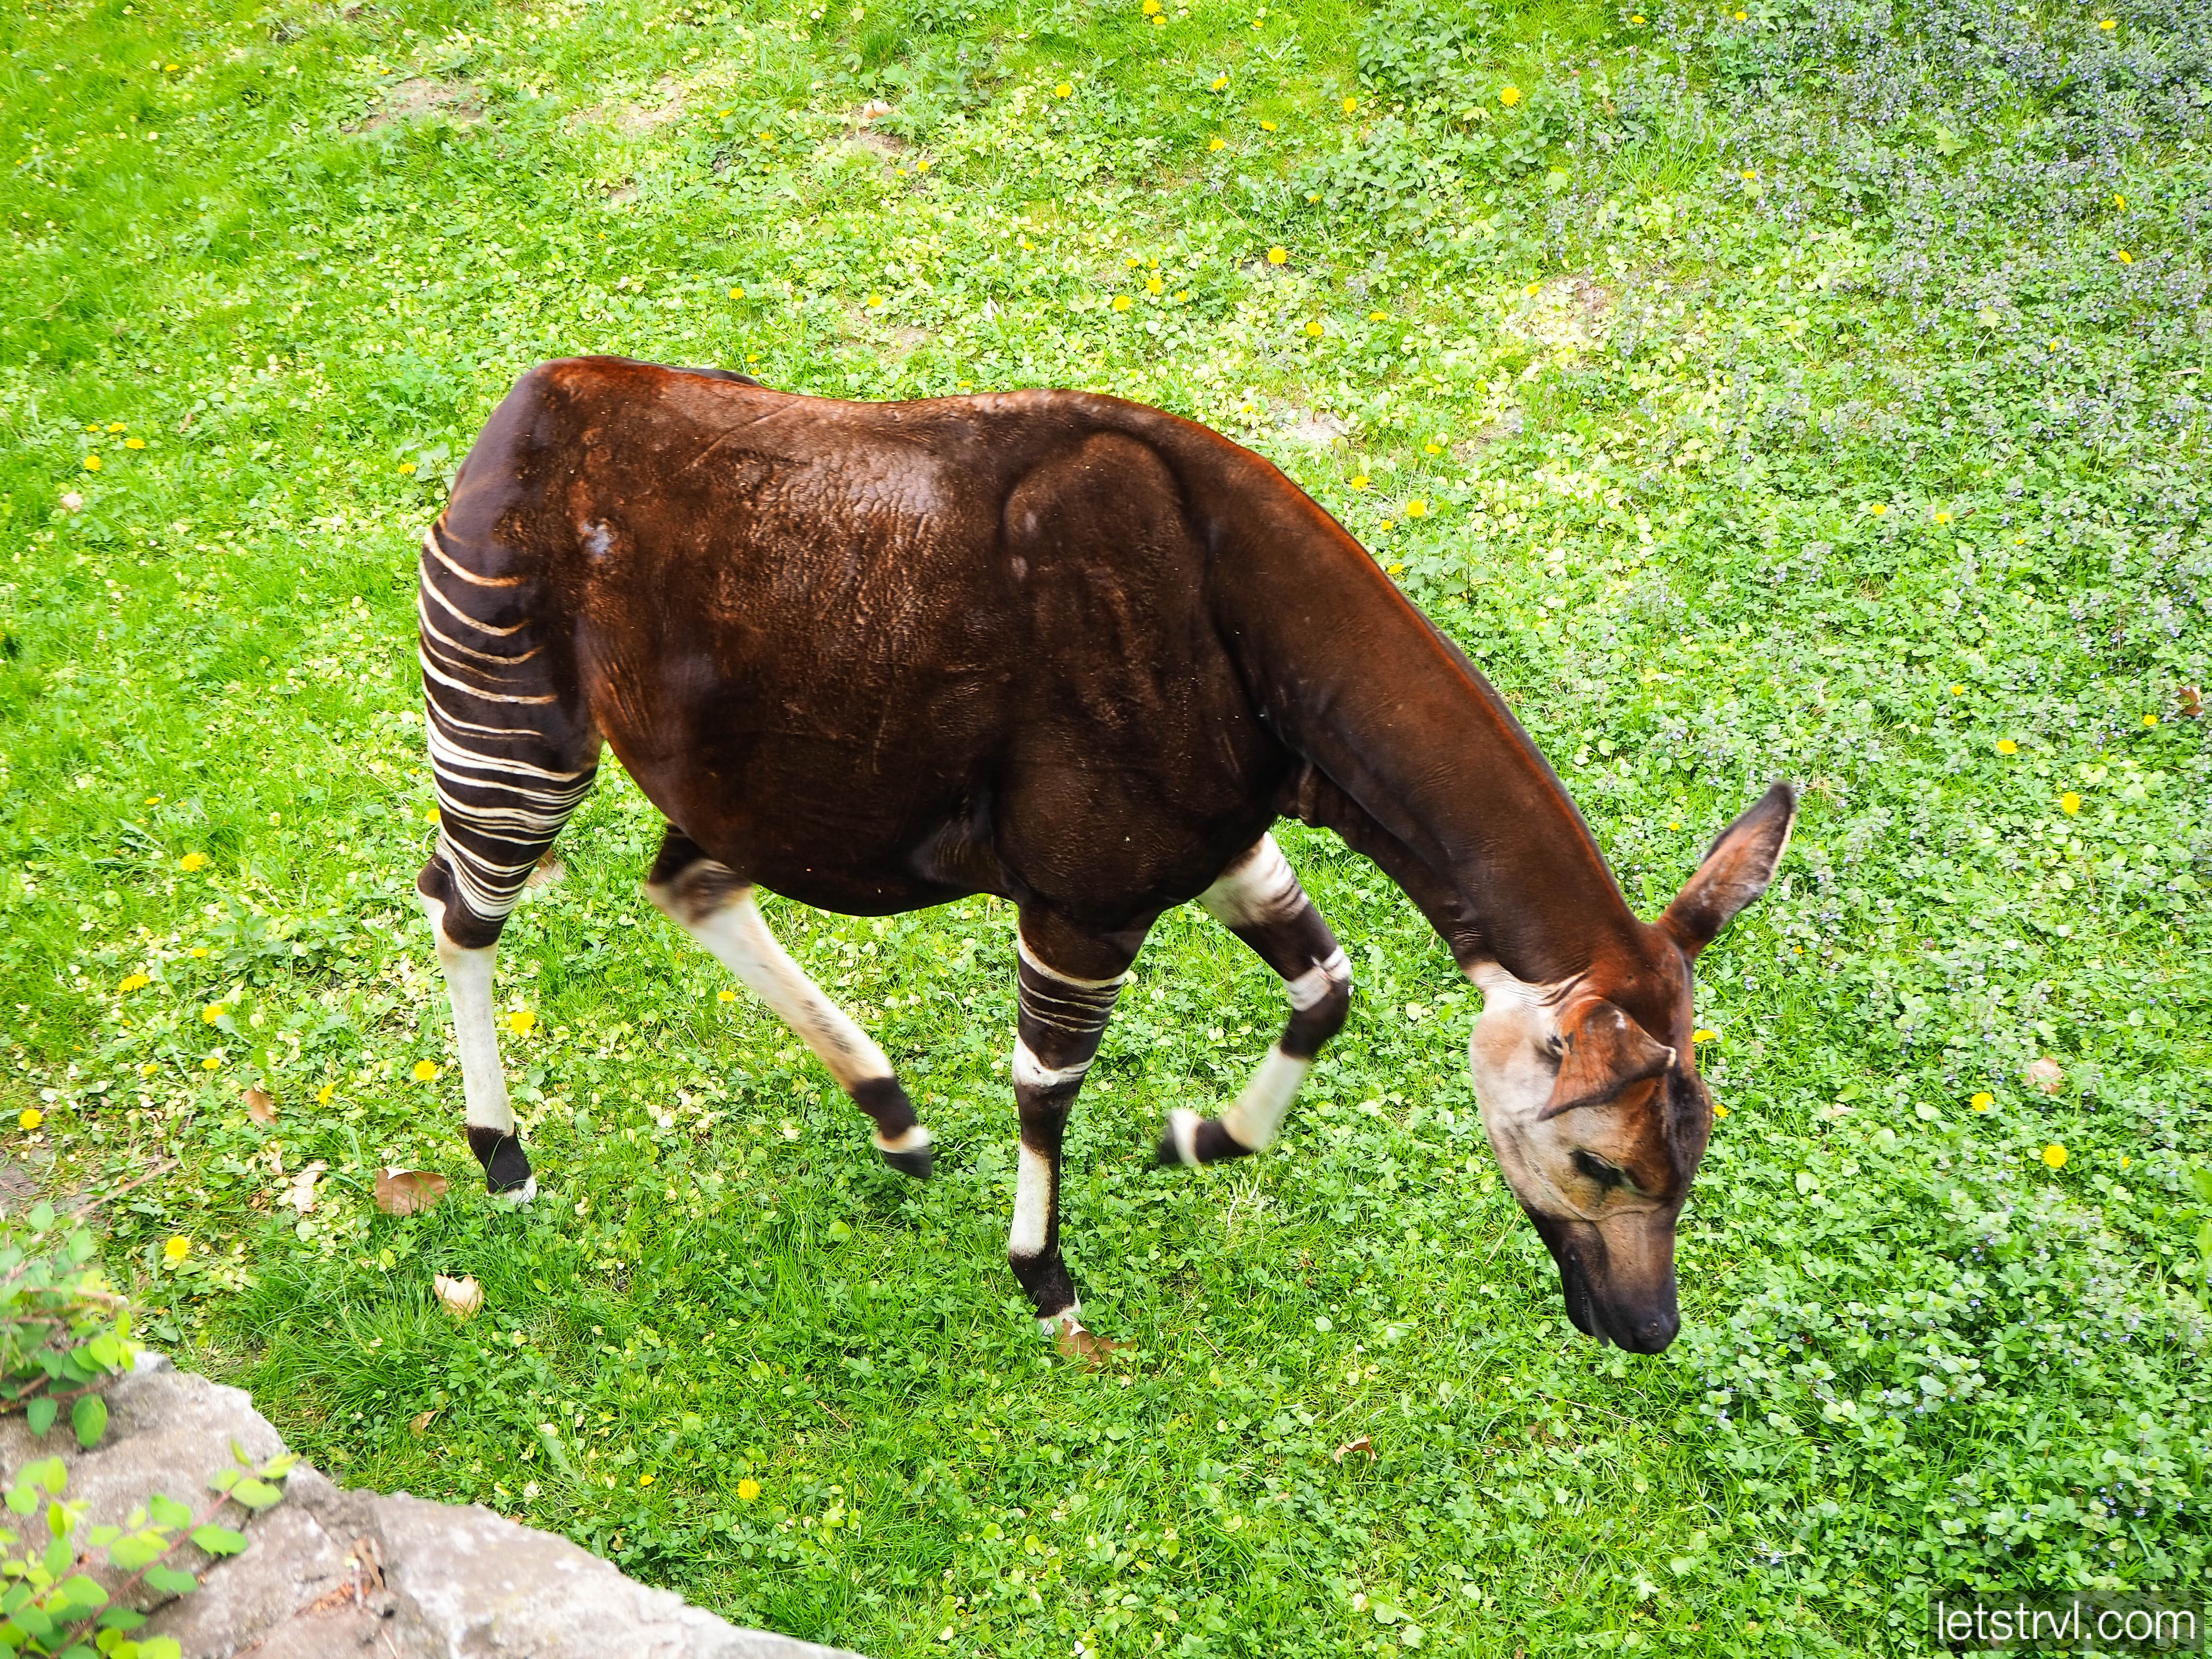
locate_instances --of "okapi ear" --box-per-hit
[1659,779,1798,960]
[1537,999,1676,1121]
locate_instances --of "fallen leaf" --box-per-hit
[409,1409,439,1436]
[433,1274,483,1319]
[1333,1436,1375,1463]
[243,1086,276,1125]
[1054,1322,1124,1366]
[374,1167,450,1217]
[2181,685,2202,720]
[286,1160,328,1214]
[2023,1057,2065,1095]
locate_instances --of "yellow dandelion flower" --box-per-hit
[1112,294,1133,312]
[1741,168,1758,182]
[718,988,737,1002]
[1996,738,2018,755]
[1379,518,1395,531]
[2112,194,2125,208]
[84,454,102,471]
[1261,119,1278,132]
[202,1002,226,1024]
[2041,1143,2067,1169]
[164,1235,192,1262]
[729,286,745,299]
[1693,1028,1718,1043]
[1950,683,1965,696]
[188,945,209,958]
[2097,15,2115,25]
[1208,136,1225,151]
[738,1478,762,1501]
[1867,502,1887,516]
[1933,510,1951,524]
[413,1059,441,1082]
[1054,81,1072,97]
[1211,74,1227,90]
[865,293,884,309]
[1350,475,1369,489]
[2142,713,2158,728]
[1525,281,1541,297]
[164,61,178,71]
[202,1054,223,1071]
[1305,320,1324,337]
[317,1082,336,1105]
[425,805,440,823]
[2060,791,2081,814]
[120,973,151,993]
[1405,499,1428,518]
[1711,1101,1729,1118]
[108,422,126,433]
[1498,85,1521,107]
[180,850,210,872]
[639,1473,656,1487]
[19,1109,43,1132]
[1733,8,1745,17]
[1385,561,1405,576]
[1143,0,1161,12]
[2115,249,2131,263]
[1369,310,1387,321]
[125,437,146,450]
[1266,246,1287,264]
[1971,1092,1994,1112]
[1343,96,1358,114]
[1145,276,1164,295]
[508,1008,536,1036]
[1424,442,1443,455]
[141,1061,158,1078]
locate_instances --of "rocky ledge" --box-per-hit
[0,1355,859,1659]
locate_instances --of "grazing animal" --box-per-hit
[416,356,1793,1356]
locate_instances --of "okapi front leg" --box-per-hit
[1011,914,1139,1359]
[1160,832,1352,1166]
[645,831,931,1177]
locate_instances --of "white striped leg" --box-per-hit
[645,835,930,1177]
[418,891,536,1202]
[1162,834,1354,1166]
[1010,930,1130,1355]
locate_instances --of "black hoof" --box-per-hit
[467,1126,534,1194]
[880,1143,934,1180]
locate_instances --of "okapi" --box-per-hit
[415,355,1793,1357]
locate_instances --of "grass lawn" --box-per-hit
[3,0,2209,1649]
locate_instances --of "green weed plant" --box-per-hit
[0,0,2206,1650]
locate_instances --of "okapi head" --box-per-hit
[1469,783,1797,1352]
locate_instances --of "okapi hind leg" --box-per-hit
[1159,833,1352,1167]
[416,877,537,1202]
[1009,911,1145,1361]
[644,831,932,1178]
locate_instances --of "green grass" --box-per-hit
[3,0,2209,1650]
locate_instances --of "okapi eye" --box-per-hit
[1571,1148,1626,1189]
[1540,1034,1566,1065]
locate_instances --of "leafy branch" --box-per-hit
[0,1444,292,1659]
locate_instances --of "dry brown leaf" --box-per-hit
[408,1409,439,1436]
[286,1160,328,1214]
[374,1167,450,1217]
[2024,1057,2065,1095]
[433,1274,483,1319]
[243,1086,276,1125]
[1054,1322,1124,1366]
[2181,685,2203,720]
[1332,1436,1375,1464]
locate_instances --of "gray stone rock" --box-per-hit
[0,1356,860,1659]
